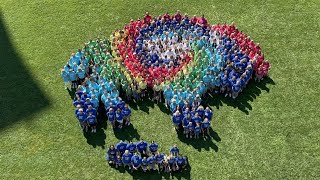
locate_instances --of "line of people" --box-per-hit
[107,140,188,173]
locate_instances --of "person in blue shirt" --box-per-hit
[106,145,117,165]
[176,154,187,171]
[149,141,159,154]
[164,86,173,108]
[126,141,137,154]
[116,140,127,155]
[74,105,81,117]
[131,153,142,172]
[115,155,122,169]
[84,98,93,110]
[232,80,241,99]
[147,155,157,171]
[172,111,182,130]
[116,99,125,110]
[86,113,97,133]
[90,94,99,110]
[201,118,211,137]
[136,139,148,155]
[76,109,88,132]
[170,144,180,157]
[168,155,178,172]
[80,91,89,101]
[106,108,116,128]
[115,108,124,128]
[187,121,194,138]
[154,151,164,171]
[204,107,213,121]
[183,113,192,135]
[61,69,70,90]
[76,67,86,84]
[68,69,77,90]
[141,156,148,172]
[122,150,132,170]
[194,123,201,139]
[73,97,84,108]
[122,104,131,126]
[192,113,202,125]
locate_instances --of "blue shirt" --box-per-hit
[122,108,131,117]
[107,111,116,121]
[116,142,127,153]
[136,141,148,152]
[76,112,87,122]
[77,70,85,79]
[131,155,142,167]
[202,121,210,128]
[115,111,123,121]
[126,143,137,153]
[149,143,158,152]
[172,114,182,124]
[204,110,213,120]
[122,153,132,164]
[155,153,164,162]
[170,147,180,154]
[147,157,155,164]
[86,115,96,124]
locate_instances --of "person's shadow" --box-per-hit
[177,127,221,152]
[203,76,276,115]
[113,123,141,141]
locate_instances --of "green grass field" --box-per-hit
[1,0,319,179]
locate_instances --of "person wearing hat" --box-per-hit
[131,152,142,172]
[176,154,187,171]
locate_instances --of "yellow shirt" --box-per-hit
[139,81,147,90]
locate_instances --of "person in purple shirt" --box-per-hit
[86,105,97,116]
[154,151,164,171]
[147,154,157,171]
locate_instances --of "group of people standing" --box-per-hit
[107,140,188,173]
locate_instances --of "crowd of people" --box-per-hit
[61,11,270,136]
[106,140,188,173]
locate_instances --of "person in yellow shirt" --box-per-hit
[153,80,162,103]
[138,79,147,98]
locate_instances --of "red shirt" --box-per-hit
[144,15,152,24]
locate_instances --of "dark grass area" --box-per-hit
[0,12,49,130]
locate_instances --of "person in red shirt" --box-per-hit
[174,10,182,22]
[144,12,152,25]
[197,15,208,28]
[163,12,171,21]
[190,15,197,25]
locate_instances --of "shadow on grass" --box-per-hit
[203,76,275,115]
[177,127,220,152]
[113,123,141,141]
[110,165,191,180]
[0,12,50,130]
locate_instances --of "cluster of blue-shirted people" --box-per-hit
[62,38,132,133]
[107,140,188,173]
